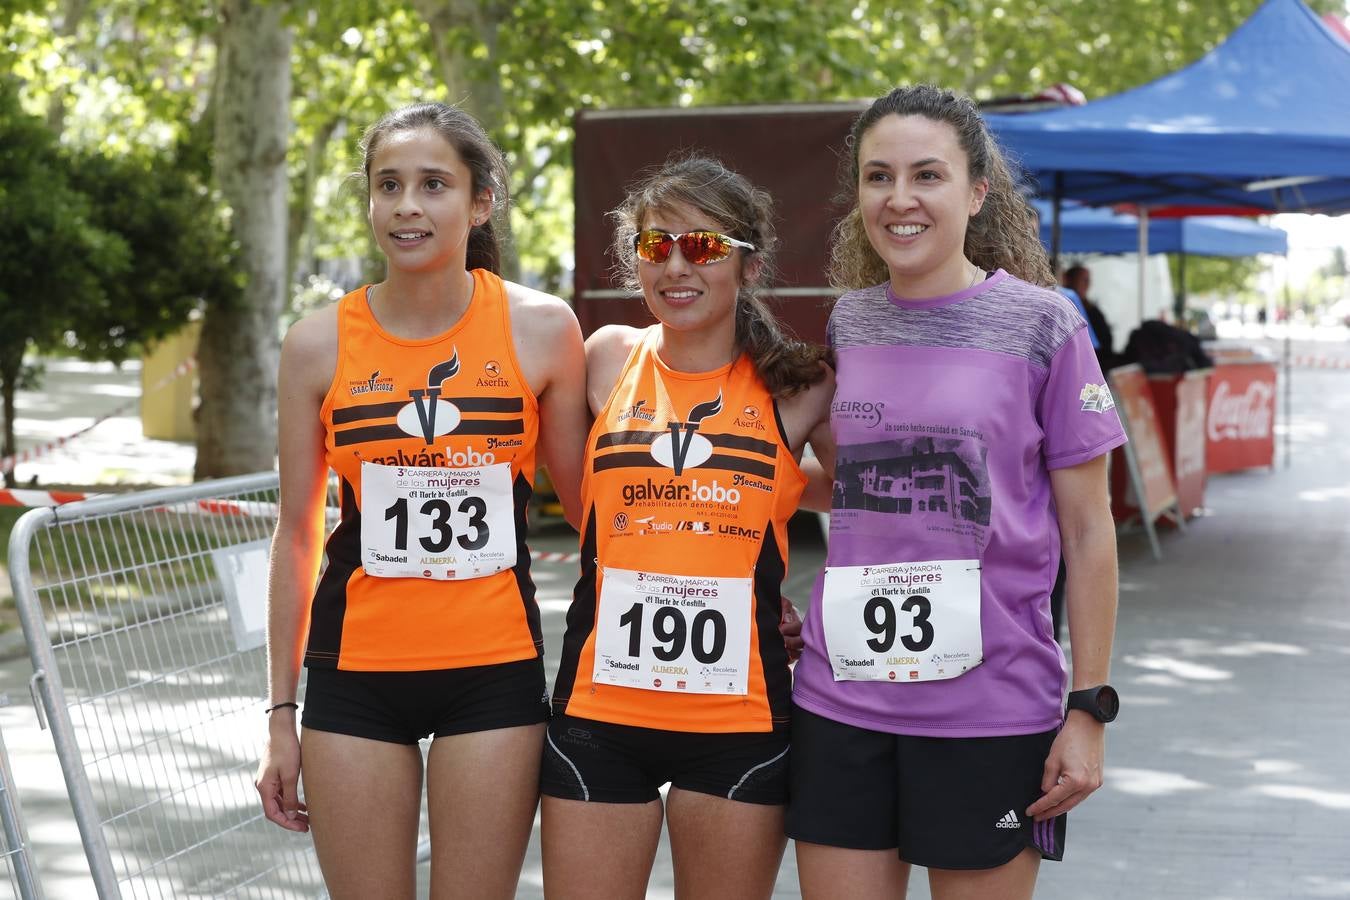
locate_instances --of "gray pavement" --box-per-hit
[1,342,1347,897]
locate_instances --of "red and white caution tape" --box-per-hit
[1291,354,1350,370]
[0,488,99,508]
[530,549,582,564]
[1,356,198,476]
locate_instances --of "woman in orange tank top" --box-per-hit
[541,156,836,899]
[253,103,589,900]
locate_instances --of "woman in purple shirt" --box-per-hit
[788,84,1125,899]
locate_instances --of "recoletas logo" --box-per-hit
[650,392,723,476]
[396,351,462,444]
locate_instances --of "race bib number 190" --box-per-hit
[822,560,982,683]
[360,461,516,580]
[593,568,752,695]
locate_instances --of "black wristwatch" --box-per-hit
[1066,685,1119,723]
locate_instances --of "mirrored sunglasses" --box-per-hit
[633,229,757,266]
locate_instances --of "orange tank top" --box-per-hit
[554,328,806,732]
[304,269,542,671]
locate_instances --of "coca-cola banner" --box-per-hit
[1206,362,1276,473]
[1173,372,1210,513]
[1147,370,1209,518]
[1109,365,1178,520]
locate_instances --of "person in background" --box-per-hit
[1064,264,1117,372]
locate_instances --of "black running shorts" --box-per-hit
[540,713,789,805]
[786,704,1067,868]
[301,658,550,745]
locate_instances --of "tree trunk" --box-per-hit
[288,116,339,289]
[195,0,291,479]
[1,357,18,489]
[414,0,520,281]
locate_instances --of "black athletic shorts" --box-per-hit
[300,657,550,745]
[540,713,790,805]
[786,704,1066,869]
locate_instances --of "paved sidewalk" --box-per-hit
[6,358,194,489]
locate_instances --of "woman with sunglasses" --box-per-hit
[541,155,834,899]
[787,85,1125,899]
[254,102,589,899]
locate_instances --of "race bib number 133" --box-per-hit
[360,461,516,580]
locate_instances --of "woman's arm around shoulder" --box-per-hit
[505,282,591,530]
[777,363,836,513]
[254,304,339,833]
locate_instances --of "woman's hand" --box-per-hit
[1025,712,1105,821]
[255,712,310,832]
[780,597,804,663]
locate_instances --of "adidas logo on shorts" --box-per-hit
[995,809,1021,829]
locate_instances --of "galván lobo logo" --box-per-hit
[397,351,462,444]
[651,392,723,476]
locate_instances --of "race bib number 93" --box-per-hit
[822,559,982,682]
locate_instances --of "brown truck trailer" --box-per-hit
[572,102,871,345]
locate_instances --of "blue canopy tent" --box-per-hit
[1034,202,1289,257]
[1034,202,1288,329]
[985,0,1350,215]
[986,0,1350,467]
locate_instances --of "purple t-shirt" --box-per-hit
[793,270,1127,737]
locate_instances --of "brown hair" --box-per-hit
[611,155,827,398]
[829,84,1053,291]
[360,102,507,274]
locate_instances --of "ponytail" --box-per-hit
[735,290,829,398]
[467,219,501,274]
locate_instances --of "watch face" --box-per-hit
[1097,686,1120,721]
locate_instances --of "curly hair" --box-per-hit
[610,155,828,398]
[828,84,1053,292]
[359,102,508,274]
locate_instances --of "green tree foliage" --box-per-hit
[0,79,126,482]
[5,0,1343,479]
[0,76,235,483]
[1168,253,1266,302]
[64,148,239,362]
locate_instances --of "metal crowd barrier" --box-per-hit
[0,708,41,899]
[6,473,327,898]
